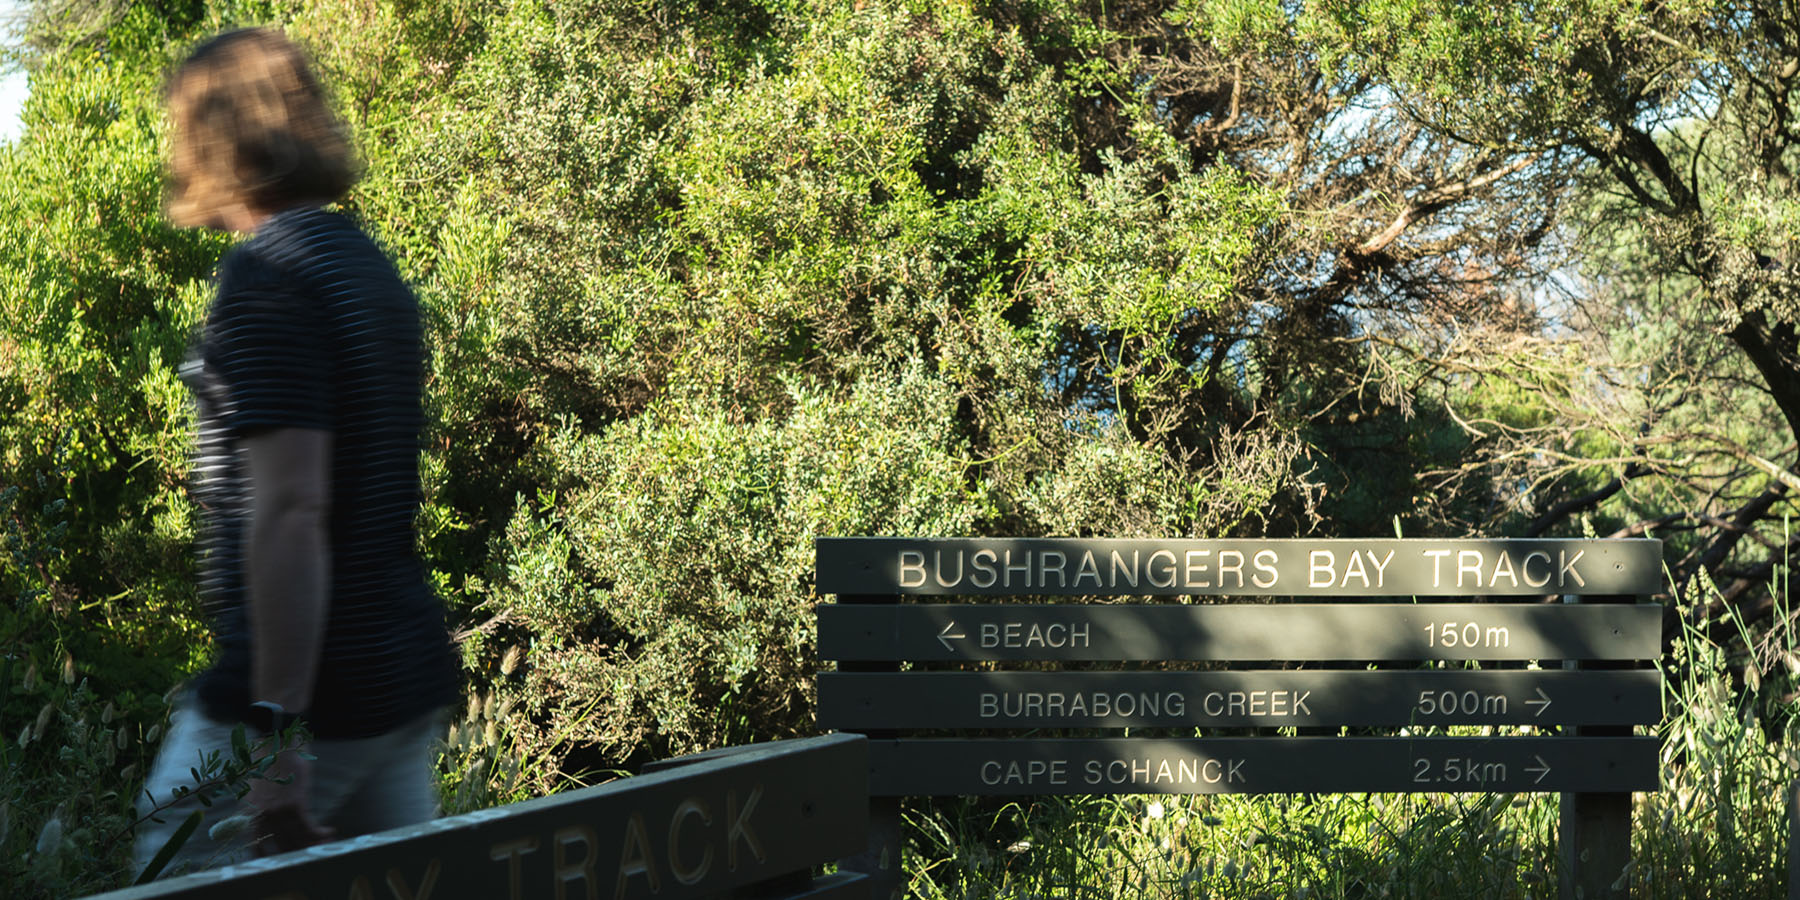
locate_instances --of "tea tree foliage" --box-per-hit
[0,0,1630,773]
[4,0,1796,892]
[1314,0,1800,640]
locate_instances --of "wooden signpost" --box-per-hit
[816,536,1664,900]
[84,734,868,900]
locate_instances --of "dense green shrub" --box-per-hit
[18,0,1777,894]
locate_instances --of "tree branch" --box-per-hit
[1355,154,1539,257]
[1525,462,1646,536]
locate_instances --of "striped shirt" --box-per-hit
[184,207,456,739]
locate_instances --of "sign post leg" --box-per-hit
[833,592,904,900]
[1560,593,1636,900]
[1560,789,1631,898]
[838,795,902,900]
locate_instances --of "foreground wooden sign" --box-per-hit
[87,734,868,900]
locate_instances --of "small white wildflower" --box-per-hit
[1146,801,1165,820]
[208,814,254,842]
[34,816,63,855]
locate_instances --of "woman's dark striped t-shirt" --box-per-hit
[185,207,456,739]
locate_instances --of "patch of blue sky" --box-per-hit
[0,0,24,144]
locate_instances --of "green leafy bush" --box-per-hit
[0,4,1664,896]
[488,368,987,768]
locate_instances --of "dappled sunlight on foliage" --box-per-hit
[7,0,1800,894]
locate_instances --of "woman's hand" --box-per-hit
[248,746,335,856]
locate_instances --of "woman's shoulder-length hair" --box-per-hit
[164,27,356,228]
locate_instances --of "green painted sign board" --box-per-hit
[818,603,1662,661]
[817,537,1662,597]
[819,669,1661,728]
[866,736,1659,796]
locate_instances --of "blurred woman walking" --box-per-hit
[135,26,456,876]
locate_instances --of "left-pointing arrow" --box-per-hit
[938,621,966,651]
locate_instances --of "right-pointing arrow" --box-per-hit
[1526,755,1551,784]
[1526,687,1552,717]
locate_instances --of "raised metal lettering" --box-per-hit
[1074,551,1102,587]
[1218,550,1244,587]
[1425,548,1451,587]
[1457,550,1482,588]
[1039,550,1067,588]
[554,826,597,900]
[1523,551,1552,587]
[1310,550,1334,587]
[668,798,714,887]
[1252,549,1279,588]
[1111,550,1140,588]
[1559,550,1585,587]
[1342,550,1370,587]
[1003,550,1032,588]
[1489,552,1518,587]
[971,549,998,588]
[1147,550,1178,588]
[490,837,539,900]
[726,786,766,871]
[1185,550,1212,587]
[386,860,441,900]
[1366,549,1393,587]
[934,550,964,588]
[898,551,926,588]
[613,814,656,900]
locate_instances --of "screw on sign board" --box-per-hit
[82,734,868,900]
[816,537,1663,900]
